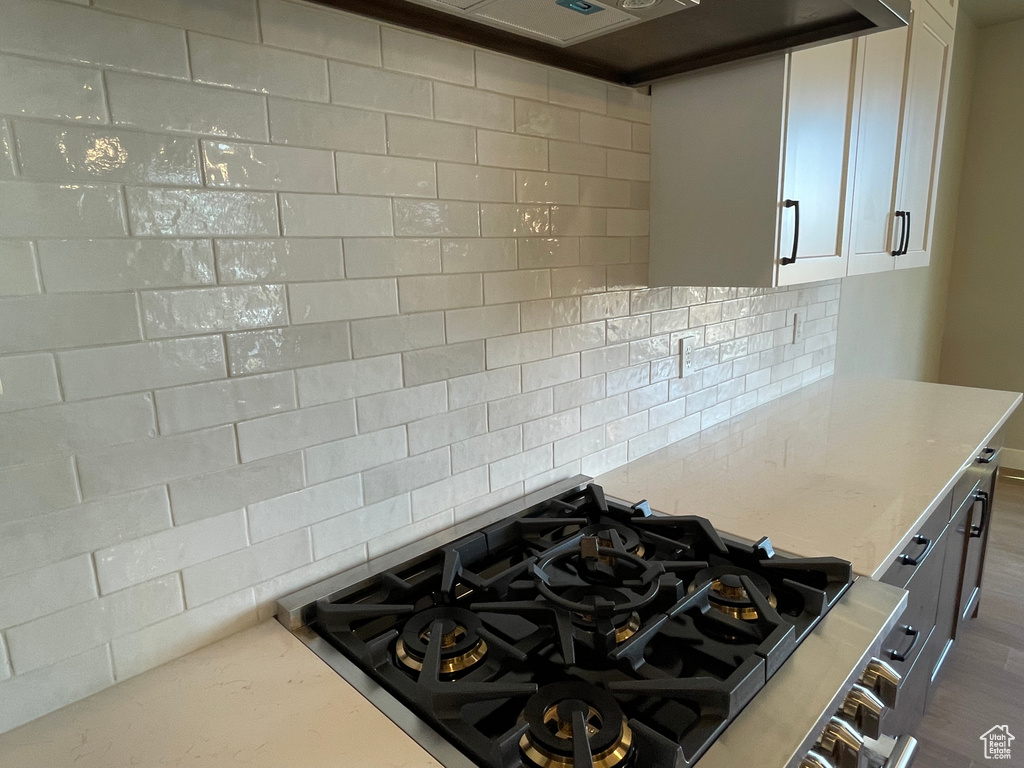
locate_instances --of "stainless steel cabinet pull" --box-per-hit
[970,491,989,538]
[888,626,920,663]
[781,199,799,265]
[897,535,933,566]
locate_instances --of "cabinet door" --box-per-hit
[894,2,955,270]
[776,39,856,286]
[845,26,910,275]
[927,0,958,29]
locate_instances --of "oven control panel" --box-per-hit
[799,657,917,768]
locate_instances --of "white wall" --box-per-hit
[939,17,1024,456]
[0,0,838,730]
[835,14,978,381]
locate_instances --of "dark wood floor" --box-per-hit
[914,474,1024,767]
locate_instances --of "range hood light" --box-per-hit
[621,0,659,8]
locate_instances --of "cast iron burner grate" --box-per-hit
[312,483,853,768]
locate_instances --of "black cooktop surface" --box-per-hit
[313,483,853,768]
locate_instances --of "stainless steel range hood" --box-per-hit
[310,0,910,85]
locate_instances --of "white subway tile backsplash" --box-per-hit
[387,115,476,163]
[95,0,260,43]
[39,239,214,292]
[182,529,311,608]
[155,372,295,434]
[248,474,363,542]
[281,194,392,237]
[478,130,547,171]
[189,33,328,102]
[15,122,201,186]
[295,355,403,407]
[128,188,278,237]
[202,141,335,193]
[0,293,140,355]
[0,241,39,296]
[0,0,189,78]
[0,181,126,239]
[475,51,547,101]
[515,100,579,141]
[269,99,385,153]
[290,277,398,322]
[350,313,446,358]
[0,555,97,628]
[435,83,514,132]
[381,27,474,86]
[0,457,78,525]
[336,152,436,198]
[225,320,351,377]
[0,53,106,124]
[0,645,113,735]
[0,354,60,413]
[108,72,267,140]
[357,382,448,432]
[169,453,303,525]
[393,200,480,238]
[329,60,432,117]
[260,0,379,64]
[59,336,225,400]
[78,426,238,499]
[237,399,356,462]
[0,0,838,726]
[8,574,183,674]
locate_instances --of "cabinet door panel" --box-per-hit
[927,0,958,29]
[846,27,910,275]
[895,3,954,269]
[777,40,855,286]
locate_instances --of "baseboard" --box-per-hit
[999,447,1024,473]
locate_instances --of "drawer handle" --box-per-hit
[898,534,934,566]
[977,447,998,464]
[891,211,906,257]
[970,491,989,538]
[888,626,920,663]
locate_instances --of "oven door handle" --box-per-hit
[885,734,918,768]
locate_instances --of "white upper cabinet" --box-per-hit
[649,41,856,288]
[926,0,958,29]
[895,1,955,270]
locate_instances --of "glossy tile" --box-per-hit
[189,33,328,101]
[0,53,106,124]
[441,238,516,273]
[0,181,126,239]
[335,152,436,198]
[478,130,547,171]
[356,382,448,432]
[0,119,14,178]
[393,200,479,237]
[485,329,552,368]
[94,0,260,42]
[445,304,520,344]
[225,321,351,377]
[362,447,450,504]
[521,297,581,331]
[236,400,356,463]
[0,555,98,634]
[350,313,446,358]
[280,194,392,237]
[288,279,398,323]
[436,163,513,203]
[516,171,579,205]
[0,457,79,524]
[517,238,579,269]
[0,293,140,355]
[448,367,520,410]
[475,51,547,100]
[215,239,343,283]
[484,270,551,304]
[0,0,188,78]
[141,285,285,337]
[107,72,267,140]
[38,239,214,292]
[260,0,379,64]
[515,99,579,141]
[344,238,441,278]
[304,426,407,485]
[0,354,59,414]
[202,141,334,192]
[434,83,514,131]
[403,342,485,388]
[579,113,631,149]
[155,372,295,434]
[295,355,403,407]
[0,241,39,296]
[58,336,225,401]
[15,122,201,186]
[268,98,385,153]
[328,60,431,117]
[398,274,482,313]
[549,141,606,177]
[381,27,474,85]
[549,70,606,114]
[386,115,476,163]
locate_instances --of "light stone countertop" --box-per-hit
[0,619,442,768]
[597,376,1021,578]
[1,376,1018,768]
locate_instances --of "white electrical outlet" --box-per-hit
[793,310,806,344]
[681,336,696,377]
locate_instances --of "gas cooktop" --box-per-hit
[297,482,853,768]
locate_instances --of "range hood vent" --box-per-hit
[310,0,910,86]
